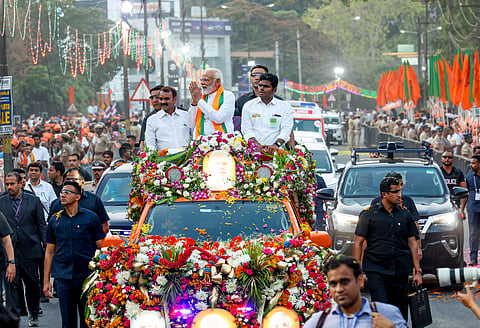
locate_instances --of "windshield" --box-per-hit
[96,173,131,204]
[143,200,293,240]
[340,166,447,198]
[293,119,322,133]
[310,150,333,173]
[324,117,340,125]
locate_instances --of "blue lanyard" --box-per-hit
[339,299,365,328]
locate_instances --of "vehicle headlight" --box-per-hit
[431,212,456,226]
[192,309,236,328]
[334,213,358,226]
[262,307,300,328]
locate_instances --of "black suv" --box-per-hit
[318,142,468,274]
[95,162,134,237]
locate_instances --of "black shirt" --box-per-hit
[46,207,105,279]
[49,180,62,197]
[441,166,465,194]
[355,202,418,275]
[370,195,420,221]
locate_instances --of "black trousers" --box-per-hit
[56,278,88,328]
[5,257,41,318]
[366,271,409,321]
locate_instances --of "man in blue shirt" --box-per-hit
[463,154,480,266]
[43,180,105,328]
[48,168,110,234]
[303,255,406,328]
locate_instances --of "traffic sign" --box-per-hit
[0,76,12,135]
[327,94,336,102]
[131,78,151,101]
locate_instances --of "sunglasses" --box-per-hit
[442,156,453,159]
[251,72,264,77]
[60,189,79,195]
[387,189,402,194]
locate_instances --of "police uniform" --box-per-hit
[355,202,418,320]
[47,208,105,328]
[48,191,110,225]
[441,166,465,195]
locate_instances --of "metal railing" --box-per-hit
[363,125,471,175]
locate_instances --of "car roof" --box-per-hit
[345,158,439,169]
[103,162,133,174]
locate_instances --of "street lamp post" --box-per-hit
[121,1,133,134]
[182,45,190,106]
[334,67,344,110]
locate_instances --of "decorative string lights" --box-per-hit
[1,0,202,82]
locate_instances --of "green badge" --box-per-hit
[270,117,277,128]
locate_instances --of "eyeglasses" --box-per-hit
[387,189,402,194]
[149,94,161,100]
[251,72,264,77]
[442,156,453,159]
[60,189,79,195]
[65,177,81,181]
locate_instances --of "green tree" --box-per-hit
[7,1,123,117]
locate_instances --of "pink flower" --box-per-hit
[263,248,273,255]
[96,282,103,289]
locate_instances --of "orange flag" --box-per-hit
[451,51,463,106]
[437,57,446,103]
[461,52,472,110]
[472,50,480,106]
[397,64,406,101]
[407,62,421,106]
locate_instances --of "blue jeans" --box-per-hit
[55,278,88,328]
[468,212,480,262]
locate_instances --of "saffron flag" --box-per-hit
[472,50,480,106]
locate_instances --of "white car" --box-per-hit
[302,141,343,190]
[322,111,343,145]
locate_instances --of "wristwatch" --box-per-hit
[274,141,283,148]
[8,259,14,264]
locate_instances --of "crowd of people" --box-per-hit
[368,113,476,157]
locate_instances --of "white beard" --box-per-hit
[203,84,216,95]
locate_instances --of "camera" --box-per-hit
[436,267,480,287]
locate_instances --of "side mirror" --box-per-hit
[308,230,331,248]
[330,148,339,156]
[451,186,468,200]
[336,163,345,174]
[316,188,335,201]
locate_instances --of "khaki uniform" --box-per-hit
[67,140,83,156]
[130,124,141,141]
[93,133,110,161]
[393,124,403,137]
[61,143,73,158]
[461,143,473,158]
[348,117,355,148]
[419,131,429,142]
[407,128,416,140]
[83,180,97,193]
[432,135,444,152]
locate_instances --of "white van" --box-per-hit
[287,101,325,141]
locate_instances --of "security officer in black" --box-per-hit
[43,180,105,328]
[353,176,422,321]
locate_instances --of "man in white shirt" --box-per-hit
[446,126,462,155]
[145,86,191,151]
[241,73,293,154]
[32,134,50,169]
[188,68,235,137]
[25,162,57,221]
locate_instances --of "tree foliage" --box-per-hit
[7,1,121,117]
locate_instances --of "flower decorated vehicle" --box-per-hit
[85,132,333,327]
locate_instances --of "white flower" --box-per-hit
[266,192,272,197]
[271,279,285,291]
[233,141,243,151]
[195,302,208,311]
[125,301,142,319]
[246,191,251,196]
[166,191,172,198]
[195,290,209,301]
[159,161,167,170]
[183,166,190,173]
[183,191,190,197]
[154,180,161,186]
[156,275,168,286]
[263,288,276,298]
[151,285,162,295]
[256,178,263,185]
[199,143,210,152]
[161,178,168,184]
[208,139,218,147]
[294,299,306,310]
[135,253,149,264]
[115,271,130,285]
[183,184,190,189]
[221,144,231,153]
[200,182,206,189]
[185,177,192,183]
[225,279,237,293]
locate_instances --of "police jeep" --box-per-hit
[317,142,468,274]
